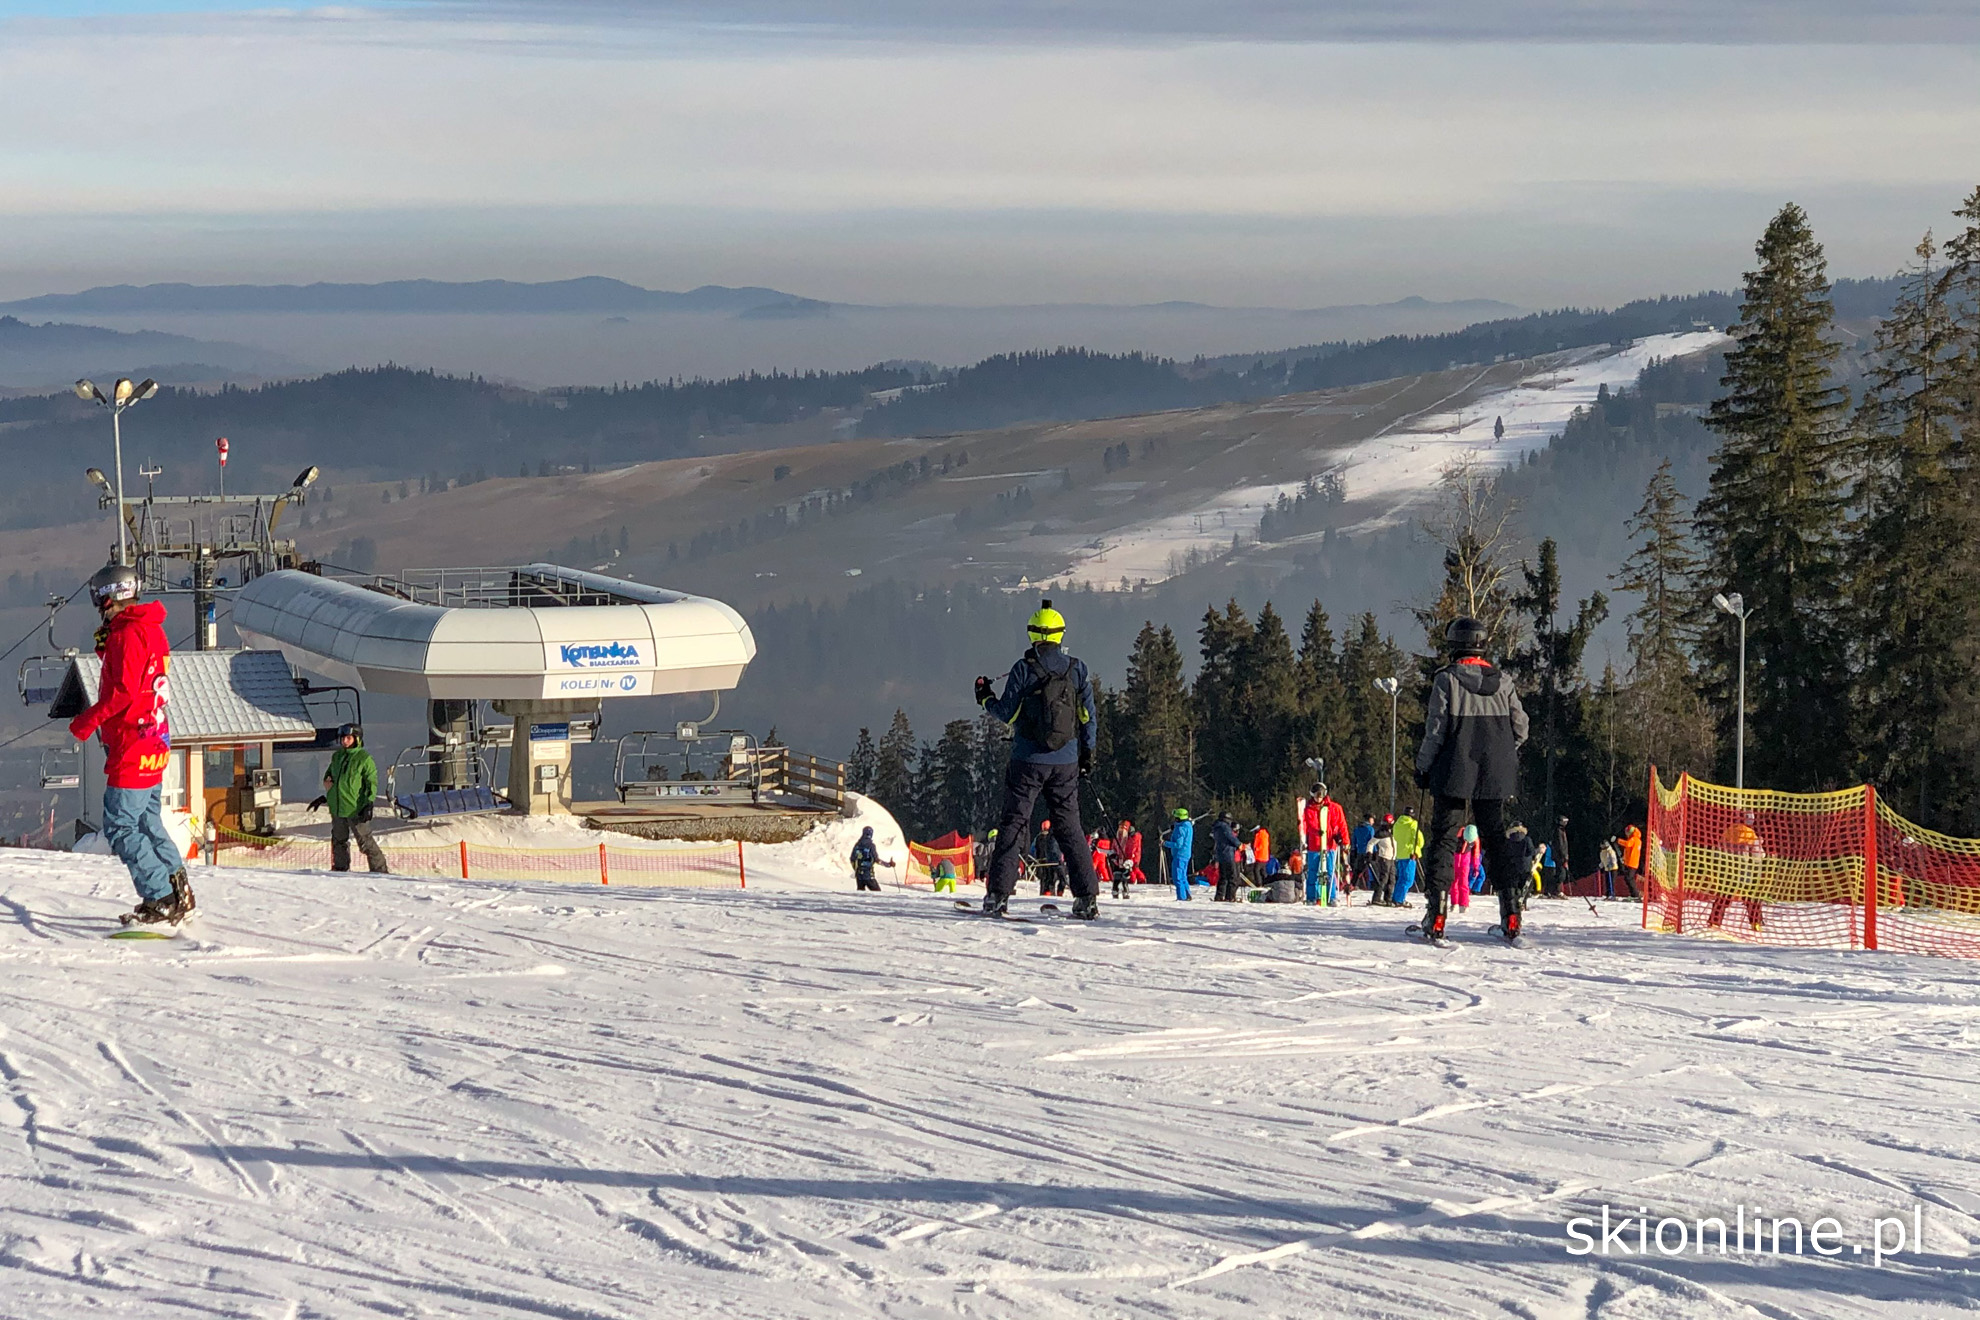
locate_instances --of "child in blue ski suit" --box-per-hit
[1163,810,1194,900]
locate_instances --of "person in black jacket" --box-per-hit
[850,825,891,892]
[1414,616,1530,943]
[1211,813,1242,902]
[974,600,1102,920]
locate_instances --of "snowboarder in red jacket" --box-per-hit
[69,564,195,925]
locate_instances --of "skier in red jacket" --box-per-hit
[69,564,195,925]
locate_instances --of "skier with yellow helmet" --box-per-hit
[971,599,1102,919]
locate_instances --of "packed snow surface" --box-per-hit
[1069,330,1726,588]
[1,850,1975,1318]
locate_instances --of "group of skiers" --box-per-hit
[70,563,389,928]
[931,603,1650,946]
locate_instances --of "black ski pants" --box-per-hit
[1423,796,1522,928]
[331,815,390,873]
[854,867,879,892]
[984,760,1099,902]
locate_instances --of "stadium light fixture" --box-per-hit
[76,375,160,566]
[292,465,320,490]
[1714,591,1751,788]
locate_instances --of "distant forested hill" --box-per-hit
[856,348,1259,437]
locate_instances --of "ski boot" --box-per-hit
[1068,895,1100,921]
[165,869,197,922]
[1500,911,1523,946]
[119,898,176,927]
[980,893,1010,919]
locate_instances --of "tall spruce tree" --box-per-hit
[1851,232,1979,826]
[972,710,1011,833]
[1293,600,1351,783]
[1614,460,1714,787]
[1115,622,1194,830]
[1696,203,1853,789]
[929,719,980,834]
[1192,601,1254,806]
[1234,602,1301,818]
[1509,538,1608,820]
[1937,186,1980,826]
[870,709,920,833]
[846,727,878,794]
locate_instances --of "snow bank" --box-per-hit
[743,791,910,892]
[2,847,1973,1318]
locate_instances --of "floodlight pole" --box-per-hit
[1714,591,1751,789]
[111,405,129,566]
[1733,609,1747,789]
[1374,676,1400,814]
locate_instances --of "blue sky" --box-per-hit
[2,4,1976,306]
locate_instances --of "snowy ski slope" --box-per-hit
[0,848,1974,1318]
[1071,330,1725,588]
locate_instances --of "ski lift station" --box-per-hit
[24,430,844,841]
[229,563,758,816]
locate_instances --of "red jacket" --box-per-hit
[69,600,172,789]
[1303,797,1348,851]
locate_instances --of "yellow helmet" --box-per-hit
[1026,598,1066,642]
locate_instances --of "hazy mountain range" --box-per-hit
[0,281,1524,386]
[0,316,305,394]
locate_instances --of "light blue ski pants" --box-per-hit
[103,784,180,902]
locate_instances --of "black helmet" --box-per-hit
[337,723,360,742]
[87,562,140,609]
[1444,615,1489,656]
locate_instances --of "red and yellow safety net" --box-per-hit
[1644,770,1980,957]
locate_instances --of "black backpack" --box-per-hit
[1016,651,1079,752]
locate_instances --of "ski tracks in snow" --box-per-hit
[0,854,1977,1317]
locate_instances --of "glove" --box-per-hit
[973,675,994,705]
[306,795,326,812]
[1078,748,1093,780]
[1412,766,1430,791]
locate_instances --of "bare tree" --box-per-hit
[1414,456,1522,655]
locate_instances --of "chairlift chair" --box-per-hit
[37,745,81,791]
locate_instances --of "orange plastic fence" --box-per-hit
[1643,768,1980,958]
[212,826,744,889]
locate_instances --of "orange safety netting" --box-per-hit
[211,826,744,889]
[1643,768,1980,958]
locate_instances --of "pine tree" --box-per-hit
[973,710,1011,834]
[1293,600,1350,785]
[1234,601,1301,816]
[1613,460,1714,786]
[1696,203,1853,789]
[1850,231,1978,826]
[1192,601,1253,806]
[870,710,919,832]
[1508,538,1608,819]
[846,727,877,794]
[1935,187,1980,827]
[1115,622,1194,831]
[1338,613,1412,816]
[929,719,979,834]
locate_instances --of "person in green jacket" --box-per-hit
[309,723,389,873]
[1392,809,1424,906]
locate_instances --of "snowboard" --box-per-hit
[954,900,1035,923]
[1402,922,1451,948]
[108,929,178,940]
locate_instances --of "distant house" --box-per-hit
[48,650,318,853]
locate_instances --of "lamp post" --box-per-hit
[74,377,158,567]
[1373,676,1401,814]
[1712,591,1751,789]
